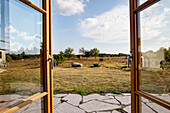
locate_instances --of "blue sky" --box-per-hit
[3,0,170,54]
[52,0,130,54]
[52,0,170,54]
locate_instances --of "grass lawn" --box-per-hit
[53,57,131,95]
[0,59,42,96]
[0,57,169,96]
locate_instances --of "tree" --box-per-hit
[79,47,86,55]
[6,55,12,62]
[85,51,90,57]
[166,47,170,62]
[90,48,100,58]
[53,53,65,66]
[59,51,64,56]
[64,47,74,58]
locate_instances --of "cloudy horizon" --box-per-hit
[3,0,170,54]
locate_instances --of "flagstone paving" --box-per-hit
[0,93,170,113]
[114,96,131,105]
[79,100,120,112]
[62,94,82,106]
[83,94,109,102]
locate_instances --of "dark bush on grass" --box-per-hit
[99,58,104,61]
[93,63,100,67]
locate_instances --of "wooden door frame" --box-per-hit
[130,0,170,113]
[0,0,53,113]
[3,0,170,113]
[43,0,53,112]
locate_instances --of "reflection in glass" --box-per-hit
[140,0,170,102]
[141,96,169,113]
[0,0,10,50]
[14,98,44,113]
[27,0,42,8]
[0,0,43,112]
[138,0,148,6]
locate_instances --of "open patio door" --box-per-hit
[0,0,53,113]
[130,0,170,113]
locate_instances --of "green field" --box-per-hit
[0,57,169,96]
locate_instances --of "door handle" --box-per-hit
[127,54,132,68]
[48,54,54,69]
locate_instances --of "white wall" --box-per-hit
[0,50,6,63]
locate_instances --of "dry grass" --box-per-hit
[141,69,170,94]
[0,59,41,95]
[0,57,169,95]
[53,66,131,94]
[53,57,131,94]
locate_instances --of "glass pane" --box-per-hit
[140,0,170,102]
[27,0,43,9]
[141,97,170,113]
[0,0,10,50]
[0,0,44,111]
[138,0,148,6]
[14,98,44,113]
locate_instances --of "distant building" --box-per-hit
[142,48,166,69]
[0,49,6,67]
[0,0,9,67]
[0,0,10,49]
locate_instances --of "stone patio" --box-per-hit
[53,93,170,113]
[0,93,169,113]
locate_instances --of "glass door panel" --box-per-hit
[26,0,43,9]
[140,0,170,102]
[141,96,170,113]
[14,98,44,113]
[139,0,148,5]
[0,0,44,112]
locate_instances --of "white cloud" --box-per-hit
[140,3,168,40]
[17,31,28,37]
[80,5,130,43]
[23,34,41,40]
[4,25,41,52]
[80,2,169,44]
[158,37,170,41]
[164,8,170,14]
[53,0,88,16]
[5,25,17,33]
[80,18,97,28]
[155,37,170,50]
[6,25,41,41]
[10,42,22,52]
[10,36,16,40]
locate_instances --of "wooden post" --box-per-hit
[43,0,53,112]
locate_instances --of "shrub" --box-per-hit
[6,55,12,62]
[99,58,104,61]
[53,54,65,66]
[93,63,100,67]
[166,48,170,62]
[70,54,77,59]
[160,60,170,69]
